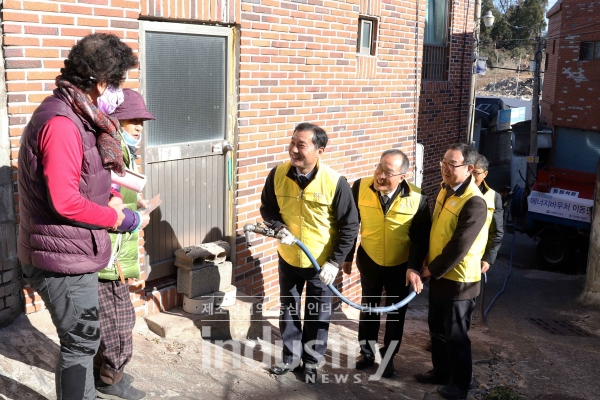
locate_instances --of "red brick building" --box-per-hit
[418,0,473,204]
[0,0,474,322]
[541,0,600,173]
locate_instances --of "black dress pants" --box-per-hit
[278,255,333,365]
[356,246,410,357]
[428,293,476,391]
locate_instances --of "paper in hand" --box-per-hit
[139,194,161,215]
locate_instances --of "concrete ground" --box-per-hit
[1,231,599,400]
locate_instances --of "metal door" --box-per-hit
[554,127,600,173]
[140,22,235,280]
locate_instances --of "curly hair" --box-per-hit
[61,33,138,93]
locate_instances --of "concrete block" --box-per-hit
[144,292,264,341]
[177,261,232,298]
[174,240,230,270]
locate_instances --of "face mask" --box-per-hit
[98,86,124,115]
[121,128,142,148]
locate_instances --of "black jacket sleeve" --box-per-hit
[428,196,487,279]
[482,191,504,265]
[344,179,361,263]
[329,177,360,266]
[407,193,431,271]
[259,167,285,231]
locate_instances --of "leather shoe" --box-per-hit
[303,362,318,383]
[355,354,375,370]
[381,360,395,378]
[269,362,297,375]
[437,384,469,400]
[414,369,448,385]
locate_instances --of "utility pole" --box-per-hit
[527,36,543,188]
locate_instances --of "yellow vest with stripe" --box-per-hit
[430,179,488,283]
[480,180,496,232]
[358,177,422,266]
[274,159,340,268]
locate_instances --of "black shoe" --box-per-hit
[381,360,395,378]
[437,384,469,400]
[269,362,297,375]
[96,379,146,400]
[355,354,375,370]
[414,369,448,385]
[303,362,318,383]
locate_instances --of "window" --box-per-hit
[357,16,378,56]
[580,42,600,60]
[422,0,450,80]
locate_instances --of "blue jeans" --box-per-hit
[23,263,100,400]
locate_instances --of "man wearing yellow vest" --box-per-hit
[415,143,488,400]
[260,123,359,383]
[341,149,431,379]
[472,155,504,274]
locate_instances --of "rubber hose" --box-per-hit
[483,219,515,319]
[295,240,417,314]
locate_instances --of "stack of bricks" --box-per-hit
[417,3,474,209]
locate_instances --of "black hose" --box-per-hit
[482,220,516,319]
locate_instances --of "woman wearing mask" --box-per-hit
[94,89,155,400]
[18,33,141,400]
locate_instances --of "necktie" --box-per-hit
[298,175,309,187]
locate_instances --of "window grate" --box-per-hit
[145,31,227,146]
[422,44,448,81]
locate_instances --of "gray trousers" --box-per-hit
[23,263,100,400]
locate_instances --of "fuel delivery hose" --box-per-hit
[244,223,416,314]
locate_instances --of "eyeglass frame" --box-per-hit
[439,160,469,170]
[471,169,487,176]
[374,163,404,179]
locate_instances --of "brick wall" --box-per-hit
[233,0,425,310]
[417,0,474,206]
[541,0,600,131]
[1,0,471,318]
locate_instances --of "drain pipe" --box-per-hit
[244,223,417,314]
[413,0,420,185]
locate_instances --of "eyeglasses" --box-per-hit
[375,164,403,178]
[439,160,468,170]
[471,170,486,176]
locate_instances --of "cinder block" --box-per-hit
[145,291,264,341]
[177,261,232,298]
[174,240,230,271]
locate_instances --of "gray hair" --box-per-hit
[381,149,409,174]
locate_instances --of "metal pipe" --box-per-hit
[466,0,482,145]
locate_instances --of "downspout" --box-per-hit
[414,0,420,185]
[457,0,472,142]
[466,0,482,144]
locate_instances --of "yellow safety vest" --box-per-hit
[480,180,496,232]
[358,177,422,266]
[274,159,340,268]
[429,179,488,283]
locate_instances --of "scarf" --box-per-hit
[56,76,125,175]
